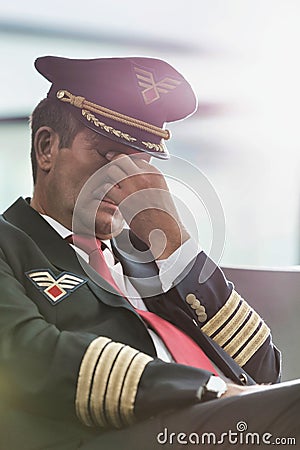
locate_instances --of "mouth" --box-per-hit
[102,197,116,205]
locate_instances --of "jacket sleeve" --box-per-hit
[0,247,212,429]
[159,251,281,384]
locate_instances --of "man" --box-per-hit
[0,55,299,450]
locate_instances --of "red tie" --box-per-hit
[69,234,117,288]
[137,310,218,373]
[68,234,218,374]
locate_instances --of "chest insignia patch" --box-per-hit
[26,270,87,305]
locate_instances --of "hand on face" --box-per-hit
[31,126,189,254]
[95,152,190,259]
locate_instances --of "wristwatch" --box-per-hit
[197,375,227,401]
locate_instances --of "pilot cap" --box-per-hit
[35,55,197,159]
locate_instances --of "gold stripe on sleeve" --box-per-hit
[89,341,126,427]
[212,300,250,347]
[75,337,153,428]
[235,322,270,366]
[104,346,140,428]
[119,352,153,426]
[201,290,241,336]
[75,336,112,427]
[223,311,262,356]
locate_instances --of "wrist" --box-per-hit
[154,228,190,260]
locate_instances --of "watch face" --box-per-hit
[206,376,227,396]
[196,376,228,402]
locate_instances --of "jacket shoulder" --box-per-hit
[0,214,32,243]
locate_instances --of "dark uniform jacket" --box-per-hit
[0,198,281,449]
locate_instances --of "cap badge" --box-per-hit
[134,67,182,105]
[26,270,87,304]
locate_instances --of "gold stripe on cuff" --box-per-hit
[75,337,112,427]
[76,337,153,429]
[201,290,241,336]
[213,301,251,347]
[104,346,139,428]
[90,341,125,427]
[235,322,270,366]
[119,352,153,426]
[223,311,261,356]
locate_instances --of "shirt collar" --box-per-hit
[41,214,112,250]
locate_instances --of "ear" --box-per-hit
[34,126,59,173]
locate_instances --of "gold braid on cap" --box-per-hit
[56,90,171,141]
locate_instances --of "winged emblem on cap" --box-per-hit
[26,270,87,304]
[134,67,182,105]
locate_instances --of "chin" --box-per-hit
[95,209,125,240]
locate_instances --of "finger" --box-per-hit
[105,164,128,184]
[106,151,158,175]
[106,152,141,175]
[129,155,161,174]
[129,152,152,163]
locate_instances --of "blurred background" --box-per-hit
[0,0,299,378]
